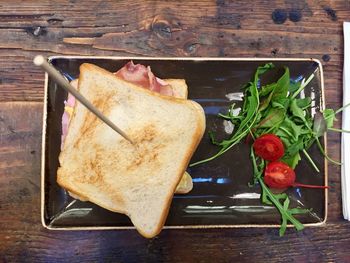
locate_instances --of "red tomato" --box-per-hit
[264,161,296,189]
[253,134,284,161]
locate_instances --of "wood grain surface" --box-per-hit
[0,0,349,262]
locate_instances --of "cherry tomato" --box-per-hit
[253,134,284,161]
[264,161,296,189]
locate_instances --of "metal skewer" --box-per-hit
[34,55,133,144]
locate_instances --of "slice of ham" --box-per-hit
[114,61,173,96]
[61,80,78,148]
[61,62,174,148]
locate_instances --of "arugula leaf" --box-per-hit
[234,95,259,136]
[296,97,312,109]
[260,82,277,97]
[271,67,290,102]
[313,111,328,137]
[259,67,289,111]
[290,99,308,124]
[271,192,289,203]
[281,152,301,169]
[258,177,305,236]
[272,98,290,109]
[309,110,341,166]
[250,148,306,235]
[275,117,302,143]
[284,140,304,156]
[280,197,290,236]
[259,91,275,111]
[323,109,336,128]
[255,63,275,82]
[258,108,285,128]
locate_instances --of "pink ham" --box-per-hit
[61,61,174,148]
[114,61,173,96]
[61,80,78,148]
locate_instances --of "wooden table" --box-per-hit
[1,1,350,261]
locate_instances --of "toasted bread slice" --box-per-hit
[57,63,205,237]
[68,78,193,195]
[158,79,193,193]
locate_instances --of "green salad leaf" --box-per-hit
[313,112,328,137]
[323,109,336,128]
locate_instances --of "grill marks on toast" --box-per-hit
[74,89,117,148]
[74,143,104,185]
[127,124,165,172]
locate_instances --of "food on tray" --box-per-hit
[191,63,343,236]
[57,63,205,238]
[61,62,194,194]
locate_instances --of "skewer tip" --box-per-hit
[33,55,45,66]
